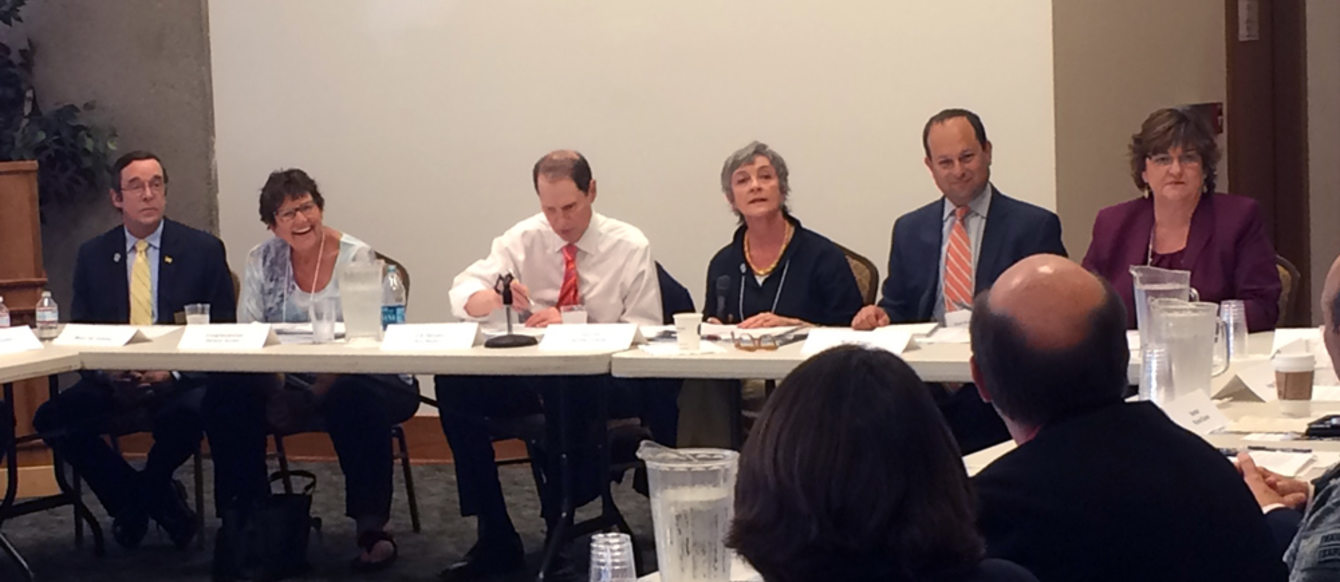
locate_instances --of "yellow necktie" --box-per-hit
[130,239,153,325]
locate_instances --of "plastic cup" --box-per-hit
[636,442,738,582]
[674,312,703,353]
[1221,300,1249,359]
[561,304,588,324]
[588,532,637,582]
[311,296,338,344]
[184,303,210,325]
[1140,345,1173,405]
[1274,351,1315,417]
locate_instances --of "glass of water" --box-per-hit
[184,303,210,325]
[312,296,338,343]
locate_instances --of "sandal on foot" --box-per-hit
[351,530,398,573]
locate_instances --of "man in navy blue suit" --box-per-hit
[851,109,1066,452]
[34,151,236,550]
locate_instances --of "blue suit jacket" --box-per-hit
[876,187,1066,323]
[71,218,237,325]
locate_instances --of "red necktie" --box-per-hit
[558,243,580,307]
[943,206,973,312]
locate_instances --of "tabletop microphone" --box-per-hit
[716,275,732,323]
[485,273,538,348]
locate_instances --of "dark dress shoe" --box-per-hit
[112,509,149,549]
[149,479,199,550]
[439,535,525,581]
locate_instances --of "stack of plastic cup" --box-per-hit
[1220,299,1249,360]
[1140,345,1173,405]
[589,532,637,582]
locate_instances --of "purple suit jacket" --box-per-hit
[1081,193,1281,331]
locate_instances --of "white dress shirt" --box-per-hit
[450,212,662,327]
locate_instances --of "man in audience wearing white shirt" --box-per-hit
[969,254,1286,582]
[434,150,661,581]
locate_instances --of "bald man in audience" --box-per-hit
[1236,254,1340,579]
[969,255,1286,582]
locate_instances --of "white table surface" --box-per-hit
[0,346,82,385]
[613,333,1146,384]
[75,327,616,376]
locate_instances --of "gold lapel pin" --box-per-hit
[165,256,174,264]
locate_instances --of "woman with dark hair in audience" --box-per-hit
[1082,107,1281,331]
[728,346,1037,582]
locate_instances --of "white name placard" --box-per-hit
[1159,390,1230,435]
[801,327,912,356]
[381,323,481,351]
[53,324,147,347]
[538,323,640,352]
[0,326,43,354]
[178,323,278,350]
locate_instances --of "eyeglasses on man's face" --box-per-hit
[121,178,166,196]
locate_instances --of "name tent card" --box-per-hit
[1158,390,1230,435]
[53,324,148,347]
[381,323,482,351]
[178,323,278,350]
[538,323,640,352]
[801,327,913,356]
[0,326,44,354]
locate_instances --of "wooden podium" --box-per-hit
[0,161,52,449]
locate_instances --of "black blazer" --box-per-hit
[975,402,1287,582]
[876,188,1065,323]
[703,218,863,326]
[71,218,237,324]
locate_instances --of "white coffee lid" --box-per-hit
[1273,352,1316,373]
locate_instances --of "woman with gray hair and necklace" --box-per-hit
[703,141,862,328]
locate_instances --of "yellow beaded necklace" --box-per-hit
[744,221,794,277]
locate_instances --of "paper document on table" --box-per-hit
[1312,385,1340,401]
[178,323,278,350]
[638,342,727,356]
[0,326,43,354]
[801,327,912,356]
[1158,390,1229,435]
[135,325,181,340]
[1229,415,1311,434]
[1243,432,1300,442]
[919,326,971,345]
[1272,328,1329,367]
[889,322,937,337]
[53,324,148,347]
[381,323,481,351]
[1244,450,1314,478]
[538,323,641,351]
[639,325,676,342]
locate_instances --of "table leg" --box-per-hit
[2,382,34,581]
[44,375,105,557]
[536,378,577,582]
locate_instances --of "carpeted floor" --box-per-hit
[0,461,659,581]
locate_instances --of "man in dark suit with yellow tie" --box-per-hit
[34,151,236,550]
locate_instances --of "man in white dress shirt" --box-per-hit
[435,150,662,581]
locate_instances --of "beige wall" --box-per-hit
[1308,0,1340,323]
[5,0,215,310]
[1053,0,1227,261]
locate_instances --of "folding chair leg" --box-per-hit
[194,446,206,549]
[392,426,421,532]
[0,531,34,582]
[273,434,294,494]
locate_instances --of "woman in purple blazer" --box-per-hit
[1082,108,1281,331]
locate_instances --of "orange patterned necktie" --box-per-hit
[943,206,973,312]
[558,243,580,307]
